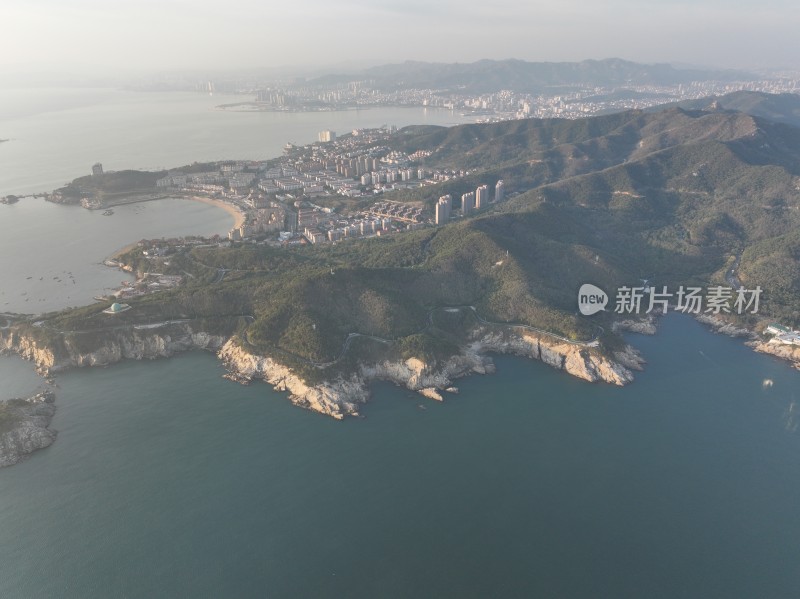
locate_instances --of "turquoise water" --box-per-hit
[1,313,798,598]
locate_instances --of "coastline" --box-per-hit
[184,195,246,229]
[105,195,245,260]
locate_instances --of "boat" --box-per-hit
[102,209,114,216]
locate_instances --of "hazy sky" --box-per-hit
[2,0,798,74]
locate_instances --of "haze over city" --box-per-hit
[2,0,799,76]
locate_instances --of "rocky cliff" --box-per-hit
[0,326,226,375]
[218,327,636,419]
[0,390,57,468]
[2,322,637,420]
[218,340,369,419]
[468,327,637,385]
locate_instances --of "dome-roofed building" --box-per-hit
[103,302,131,314]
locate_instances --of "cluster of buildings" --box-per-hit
[148,126,509,244]
[304,217,393,245]
[194,75,800,124]
[368,200,425,224]
[109,273,184,301]
[435,180,505,224]
[765,323,800,346]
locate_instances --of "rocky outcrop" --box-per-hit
[0,330,58,374]
[0,326,226,375]
[613,318,658,335]
[360,353,495,391]
[613,345,647,372]
[468,328,634,385]
[750,340,800,371]
[0,390,57,468]
[218,340,369,419]
[3,321,636,421]
[219,327,635,419]
[695,314,755,339]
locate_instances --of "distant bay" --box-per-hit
[0,87,469,197]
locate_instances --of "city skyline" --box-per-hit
[2,0,798,78]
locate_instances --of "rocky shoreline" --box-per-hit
[1,321,640,420]
[0,390,57,468]
[218,326,642,419]
[692,313,800,371]
[3,310,797,420]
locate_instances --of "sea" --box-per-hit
[1,89,800,598]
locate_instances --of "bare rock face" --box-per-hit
[1,326,227,375]
[419,388,444,401]
[218,340,368,420]
[361,353,493,393]
[469,329,634,385]
[3,320,637,422]
[0,390,57,468]
[219,342,497,419]
[0,331,57,374]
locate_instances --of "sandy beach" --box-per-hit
[186,195,246,229]
[106,195,244,260]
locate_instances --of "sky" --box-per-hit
[1,0,798,76]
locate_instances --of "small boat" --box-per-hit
[102,209,114,216]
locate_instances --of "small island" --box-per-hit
[0,390,57,468]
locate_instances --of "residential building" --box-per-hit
[436,195,452,225]
[476,184,489,209]
[461,191,475,215]
[495,179,505,203]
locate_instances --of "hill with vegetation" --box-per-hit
[663,90,800,128]
[18,101,800,380]
[310,58,753,94]
[54,170,167,204]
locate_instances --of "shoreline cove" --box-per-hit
[183,195,245,229]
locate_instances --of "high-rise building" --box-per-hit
[318,130,336,142]
[461,191,475,215]
[495,179,505,203]
[92,163,103,177]
[436,195,452,225]
[476,185,489,209]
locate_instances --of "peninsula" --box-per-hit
[3,91,800,419]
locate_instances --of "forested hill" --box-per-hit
[654,90,800,128]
